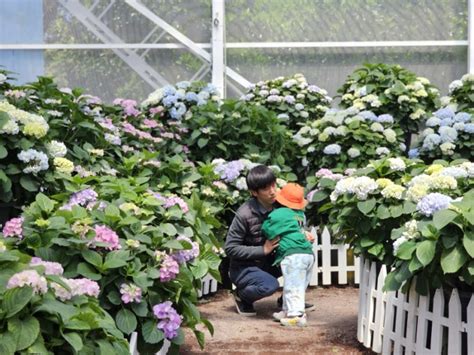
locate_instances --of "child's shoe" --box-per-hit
[280,313,307,327]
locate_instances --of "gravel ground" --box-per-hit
[180,286,372,354]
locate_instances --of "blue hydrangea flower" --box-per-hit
[454,112,471,123]
[434,107,455,119]
[176,81,191,89]
[358,111,377,121]
[416,193,452,216]
[323,144,341,155]
[376,114,394,124]
[408,148,419,158]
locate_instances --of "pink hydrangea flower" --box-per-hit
[7,270,48,294]
[160,254,180,282]
[2,217,24,238]
[92,225,121,250]
[120,283,142,304]
[30,257,64,275]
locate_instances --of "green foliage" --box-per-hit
[0,247,128,354]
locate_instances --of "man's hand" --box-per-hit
[263,237,280,255]
[305,231,315,244]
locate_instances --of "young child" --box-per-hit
[261,183,315,327]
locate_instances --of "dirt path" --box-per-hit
[181,286,371,354]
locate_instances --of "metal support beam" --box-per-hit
[58,0,169,88]
[212,0,225,97]
[125,0,251,89]
[469,0,474,73]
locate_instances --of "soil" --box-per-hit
[180,286,372,354]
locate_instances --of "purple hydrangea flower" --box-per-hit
[172,236,200,264]
[152,301,183,339]
[61,188,98,210]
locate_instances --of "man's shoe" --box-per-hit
[280,313,307,327]
[272,310,286,321]
[233,292,256,316]
[277,296,315,312]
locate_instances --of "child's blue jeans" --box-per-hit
[280,253,314,317]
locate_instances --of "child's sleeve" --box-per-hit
[261,214,279,240]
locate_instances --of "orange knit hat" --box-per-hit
[276,183,308,210]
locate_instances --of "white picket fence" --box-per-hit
[358,256,474,354]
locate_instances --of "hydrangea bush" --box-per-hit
[293,108,405,174]
[2,174,222,353]
[317,157,473,293]
[240,73,332,131]
[0,245,128,354]
[412,107,474,162]
[338,63,441,149]
[386,165,474,295]
[445,73,474,113]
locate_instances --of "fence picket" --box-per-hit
[447,289,462,355]
[467,295,474,354]
[359,255,473,355]
[321,227,332,285]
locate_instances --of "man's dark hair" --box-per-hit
[246,165,276,191]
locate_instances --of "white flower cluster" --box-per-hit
[0,100,49,138]
[330,176,378,201]
[17,149,49,174]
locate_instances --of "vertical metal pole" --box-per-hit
[469,0,474,73]
[211,0,225,97]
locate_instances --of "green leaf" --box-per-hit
[395,241,416,260]
[97,340,116,354]
[3,287,33,317]
[105,204,120,218]
[197,138,208,148]
[8,315,40,351]
[433,209,458,230]
[163,239,184,250]
[383,271,402,291]
[408,255,423,273]
[441,245,468,274]
[62,332,83,352]
[0,144,7,159]
[103,250,129,269]
[131,302,148,317]
[357,198,376,215]
[116,309,137,335]
[360,236,376,248]
[35,193,55,213]
[416,240,436,266]
[161,223,178,236]
[390,205,403,218]
[0,332,17,355]
[310,190,328,203]
[19,176,39,192]
[376,205,391,219]
[77,262,101,280]
[463,230,474,258]
[81,250,103,268]
[142,320,164,344]
[402,201,416,214]
[190,260,208,279]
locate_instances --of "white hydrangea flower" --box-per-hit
[381,184,405,200]
[388,158,406,171]
[46,140,67,158]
